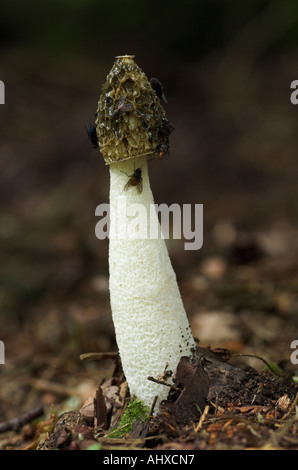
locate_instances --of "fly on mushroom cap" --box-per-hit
[95,55,174,164]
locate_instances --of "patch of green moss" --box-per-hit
[108,399,150,438]
[86,443,102,450]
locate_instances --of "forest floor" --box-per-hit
[1,241,297,450]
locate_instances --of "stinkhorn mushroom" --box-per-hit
[95,55,196,408]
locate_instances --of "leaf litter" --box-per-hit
[1,342,297,451]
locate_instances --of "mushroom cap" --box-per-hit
[95,55,174,165]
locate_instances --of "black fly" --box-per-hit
[157,118,175,139]
[86,124,98,148]
[150,77,168,104]
[156,142,170,160]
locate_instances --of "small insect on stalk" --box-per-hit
[121,167,143,194]
[86,123,98,148]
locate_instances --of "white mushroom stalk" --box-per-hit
[95,55,196,408]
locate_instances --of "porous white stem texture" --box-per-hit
[109,156,196,408]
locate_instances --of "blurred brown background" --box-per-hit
[0,0,298,421]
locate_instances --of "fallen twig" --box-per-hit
[0,406,44,433]
[150,395,158,417]
[232,353,285,377]
[80,352,118,361]
[147,376,182,392]
[195,404,210,432]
